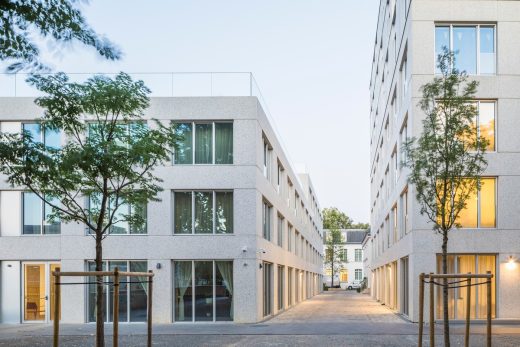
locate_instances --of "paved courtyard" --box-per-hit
[1,291,519,346]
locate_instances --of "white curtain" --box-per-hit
[176,262,193,321]
[217,261,233,319]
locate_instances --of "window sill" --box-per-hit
[171,163,234,166]
[20,234,62,237]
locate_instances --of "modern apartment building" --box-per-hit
[323,229,366,289]
[0,74,324,324]
[367,0,520,322]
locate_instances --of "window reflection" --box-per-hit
[174,191,233,234]
[87,260,148,323]
[194,192,213,234]
[435,25,495,75]
[452,178,496,228]
[195,261,213,321]
[453,27,477,74]
[174,260,233,322]
[174,123,193,164]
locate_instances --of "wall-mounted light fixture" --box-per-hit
[156,263,162,270]
[259,263,263,269]
[506,256,517,271]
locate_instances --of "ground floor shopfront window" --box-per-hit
[87,261,148,323]
[174,260,233,322]
[436,254,496,319]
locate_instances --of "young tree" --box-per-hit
[403,49,488,347]
[323,207,369,230]
[324,228,344,287]
[1,0,120,72]
[0,72,178,347]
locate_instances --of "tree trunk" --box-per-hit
[95,233,105,347]
[331,252,335,287]
[442,231,450,347]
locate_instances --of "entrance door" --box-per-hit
[22,262,60,323]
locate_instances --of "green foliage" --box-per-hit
[0,72,179,236]
[324,228,344,287]
[0,0,120,72]
[403,49,488,233]
[323,207,369,229]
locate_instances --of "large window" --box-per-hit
[173,122,233,164]
[263,137,272,180]
[89,195,146,234]
[174,191,233,234]
[23,123,61,149]
[340,249,348,262]
[263,262,273,316]
[435,25,495,75]
[399,119,408,170]
[295,231,300,255]
[277,265,284,311]
[23,192,60,235]
[355,249,362,262]
[456,178,496,228]
[277,162,284,194]
[401,257,409,316]
[288,267,294,306]
[277,214,284,248]
[436,255,496,319]
[262,200,272,241]
[475,101,496,151]
[87,261,148,323]
[287,224,293,252]
[174,260,233,322]
[392,205,398,244]
[401,188,409,235]
[355,269,363,281]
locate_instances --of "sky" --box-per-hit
[28,0,379,223]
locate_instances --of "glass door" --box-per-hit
[23,262,60,323]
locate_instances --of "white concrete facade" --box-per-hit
[323,229,366,289]
[0,95,324,324]
[367,0,520,322]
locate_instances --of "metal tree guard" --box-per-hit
[51,267,154,347]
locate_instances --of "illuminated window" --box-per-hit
[456,178,496,228]
[340,270,348,282]
[436,254,495,319]
[477,101,495,151]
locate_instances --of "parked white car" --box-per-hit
[346,281,361,290]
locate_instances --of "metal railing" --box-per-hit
[0,71,258,97]
[0,71,296,187]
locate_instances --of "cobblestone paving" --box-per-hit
[270,290,406,323]
[1,291,519,346]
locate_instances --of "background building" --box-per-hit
[367,0,520,322]
[0,74,324,324]
[323,229,366,289]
